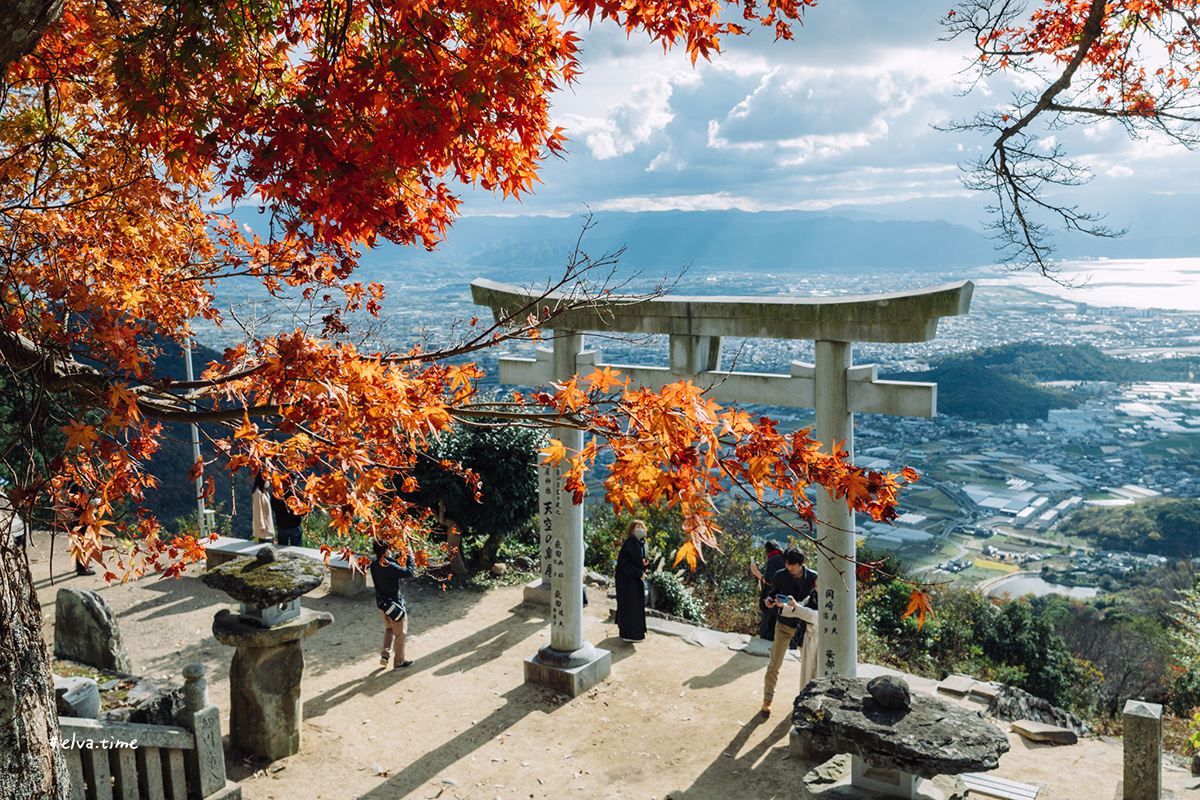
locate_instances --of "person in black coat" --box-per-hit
[370,538,416,669]
[615,519,649,643]
[750,539,786,640]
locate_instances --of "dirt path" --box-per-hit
[30,545,1200,800]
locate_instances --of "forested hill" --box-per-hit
[881,342,1200,423]
[928,342,1200,383]
[1058,498,1200,557]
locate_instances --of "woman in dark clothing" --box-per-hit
[370,538,416,668]
[615,519,648,643]
[269,477,307,546]
[750,540,786,640]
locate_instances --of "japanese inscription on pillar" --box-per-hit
[539,457,568,634]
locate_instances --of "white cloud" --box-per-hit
[1106,164,1135,178]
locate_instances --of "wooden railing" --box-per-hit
[58,664,239,800]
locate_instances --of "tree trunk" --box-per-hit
[469,527,505,572]
[0,517,68,800]
[0,0,64,75]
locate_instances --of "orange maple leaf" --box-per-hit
[674,541,699,571]
[837,470,873,508]
[539,439,567,466]
[61,421,99,452]
[901,589,934,631]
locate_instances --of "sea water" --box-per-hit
[1001,257,1200,312]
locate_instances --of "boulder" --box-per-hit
[792,675,1010,779]
[986,684,1091,736]
[54,676,100,719]
[867,674,911,710]
[53,588,132,672]
[490,562,508,577]
[584,570,611,589]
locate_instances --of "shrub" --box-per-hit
[647,570,706,623]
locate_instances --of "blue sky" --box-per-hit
[456,3,1200,232]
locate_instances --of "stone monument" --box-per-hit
[204,546,332,760]
[471,279,972,684]
[791,674,1009,800]
[54,587,133,672]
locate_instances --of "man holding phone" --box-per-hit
[760,548,817,716]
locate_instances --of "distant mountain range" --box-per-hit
[353,209,994,278]
[227,200,1200,282]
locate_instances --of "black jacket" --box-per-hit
[770,566,817,630]
[371,552,415,601]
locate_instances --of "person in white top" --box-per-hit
[251,473,274,543]
[776,589,819,693]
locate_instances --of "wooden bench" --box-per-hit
[203,536,368,597]
[960,772,1040,799]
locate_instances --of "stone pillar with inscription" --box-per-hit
[814,339,856,678]
[522,332,612,696]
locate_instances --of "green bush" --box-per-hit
[647,570,706,623]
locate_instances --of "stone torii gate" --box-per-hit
[471,278,973,695]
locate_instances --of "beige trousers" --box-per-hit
[381,610,408,665]
[763,620,798,704]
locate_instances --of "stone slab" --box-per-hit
[937,674,976,696]
[523,648,611,697]
[1011,720,1078,746]
[523,578,551,607]
[970,682,1002,703]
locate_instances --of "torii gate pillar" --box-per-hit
[472,278,973,683]
[814,340,856,674]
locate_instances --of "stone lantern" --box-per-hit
[204,546,332,761]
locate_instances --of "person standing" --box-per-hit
[251,473,274,543]
[777,589,820,692]
[615,519,649,643]
[760,548,817,716]
[749,539,786,640]
[56,481,94,576]
[370,538,417,669]
[270,476,306,546]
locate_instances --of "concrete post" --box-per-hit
[1122,699,1163,800]
[524,332,611,695]
[814,339,856,678]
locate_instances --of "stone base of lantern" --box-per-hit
[214,607,332,761]
[524,641,610,697]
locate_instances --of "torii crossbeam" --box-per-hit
[471,278,973,691]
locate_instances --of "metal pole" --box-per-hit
[184,338,207,537]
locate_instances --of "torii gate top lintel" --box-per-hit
[470,278,974,344]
